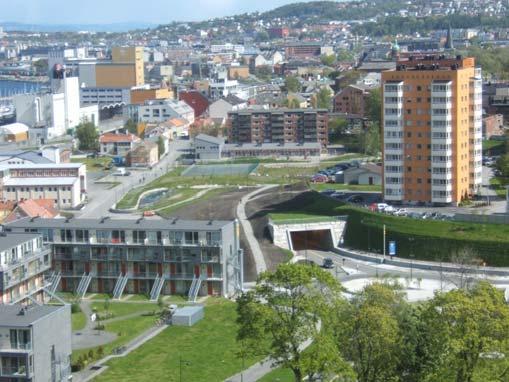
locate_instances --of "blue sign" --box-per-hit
[389,241,396,256]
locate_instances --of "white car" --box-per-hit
[376,203,390,212]
[383,206,397,214]
[394,208,408,216]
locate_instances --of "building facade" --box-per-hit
[227,109,329,147]
[0,234,51,305]
[0,163,87,209]
[381,55,482,205]
[4,218,243,299]
[0,304,71,381]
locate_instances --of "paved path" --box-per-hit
[236,185,278,275]
[74,323,168,382]
[152,186,219,212]
[72,301,117,350]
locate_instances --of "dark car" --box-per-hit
[322,258,334,269]
[346,195,364,204]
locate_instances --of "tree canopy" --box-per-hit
[75,122,99,151]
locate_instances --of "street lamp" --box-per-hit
[408,237,415,280]
[179,356,190,382]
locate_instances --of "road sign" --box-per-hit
[389,241,396,256]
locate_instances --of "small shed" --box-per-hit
[172,305,204,327]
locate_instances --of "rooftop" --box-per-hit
[4,217,233,231]
[3,177,78,186]
[0,233,40,251]
[0,304,66,327]
[99,132,141,144]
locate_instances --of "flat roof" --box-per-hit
[1,163,83,169]
[4,177,78,186]
[0,233,39,251]
[0,304,66,327]
[5,217,232,231]
[224,142,321,150]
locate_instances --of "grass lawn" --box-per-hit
[71,157,112,171]
[90,302,159,318]
[94,299,265,382]
[322,153,369,162]
[125,294,150,301]
[71,311,87,331]
[87,293,112,300]
[157,187,231,217]
[490,177,508,199]
[72,315,157,364]
[310,183,381,192]
[258,368,294,382]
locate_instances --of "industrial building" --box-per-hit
[381,55,482,205]
[4,217,244,301]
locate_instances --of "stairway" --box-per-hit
[113,274,129,300]
[188,275,205,302]
[75,273,93,298]
[149,275,165,301]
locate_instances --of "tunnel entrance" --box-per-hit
[290,230,334,251]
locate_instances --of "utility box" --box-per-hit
[172,305,204,327]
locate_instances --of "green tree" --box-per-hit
[237,263,350,382]
[157,136,165,159]
[365,88,382,125]
[124,119,138,135]
[314,87,332,110]
[255,30,270,42]
[360,121,381,156]
[255,65,273,81]
[75,122,99,151]
[320,54,336,67]
[336,282,407,382]
[33,59,48,76]
[419,282,509,382]
[329,117,349,143]
[284,75,301,93]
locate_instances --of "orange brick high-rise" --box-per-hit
[381,55,482,205]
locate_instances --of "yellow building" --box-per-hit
[130,87,173,105]
[94,47,145,88]
[381,55,482,206]
[228,66,250,80]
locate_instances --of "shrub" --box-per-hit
[71,303,81,314]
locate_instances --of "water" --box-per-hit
[139,189,171,208]
[0,80,45,98]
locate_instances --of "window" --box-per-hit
[133,230,146,244]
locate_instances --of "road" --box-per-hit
[77,139,190,218]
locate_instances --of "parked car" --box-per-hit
[331,191,346,199]
[312,174,328,183]
[376,203,390,212]
[383,206,397,214]
[394,208,408,216]
[346,195,365,204]
[322,258,334,269]
[321,189,336,195]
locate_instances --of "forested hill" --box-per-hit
[260,1,402,22]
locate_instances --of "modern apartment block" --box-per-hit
[0,233,51,305]
[381,55,482,205]
[0,304,71,381]
[4,218,243,300]
[227,109,329,147]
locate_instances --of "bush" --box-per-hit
[71,303,81,314]
[94,324,105,330]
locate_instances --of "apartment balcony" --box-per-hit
[0,248,50,272]
[384,159,403,167]
[432,184,453,192]
[383,89,403,98]
[0,343,32,353]
[0,365,29,378]
[431,137,452,145]
[383,113,403,121]
[127,253,162,262]
[2,265,50,290]
[165,273,195,280]
[96,271,121,278]
[431,114,452,122]
[431,90,452,98]
[432,195,453,204]
[384,148,403,155]
[432,172,453,180]
[431,149,453,157]
[131,272,160,279]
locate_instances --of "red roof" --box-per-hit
[17,199,59,219]
[99,132,140,143]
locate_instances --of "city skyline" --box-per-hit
[0,0,328,26]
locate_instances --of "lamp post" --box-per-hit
[408,237,415,280]
[179,356,190,382]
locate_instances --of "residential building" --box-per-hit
[4,218,244,299]
[381,55,482,205]
[99,132,141,156]
[135,99,195,125]
[223,142,321,159]
[340,163,383,186]
[0,233,51,305]
[4,199,60,223]
[268,27,290,39]
[0,163,87,209]
[228,65,250,80]
[284,43,325,58]
[0,123,29,143]
[227,109,329,147]
[333,84,376,116]
[178,91,210,118]
[483,114,504,138]
[0,303,71,381]
[209,96,248,123]
[126,141,159,168]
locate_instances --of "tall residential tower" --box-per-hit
[381,55,482,205]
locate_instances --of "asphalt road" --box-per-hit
[77,139,190,218]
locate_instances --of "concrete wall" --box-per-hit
[32,305,72,382]
[269,219,347,251]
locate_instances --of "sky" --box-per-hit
[0,0,317,25]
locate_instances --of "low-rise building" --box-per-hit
[136,99,195,125]
[193,134,225,160]
[0,163,87,209]
[99,132,141,156]
[0,233,52,305]
[126,141,159,168]
[483,114,505,138]
[0,303,71,381]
